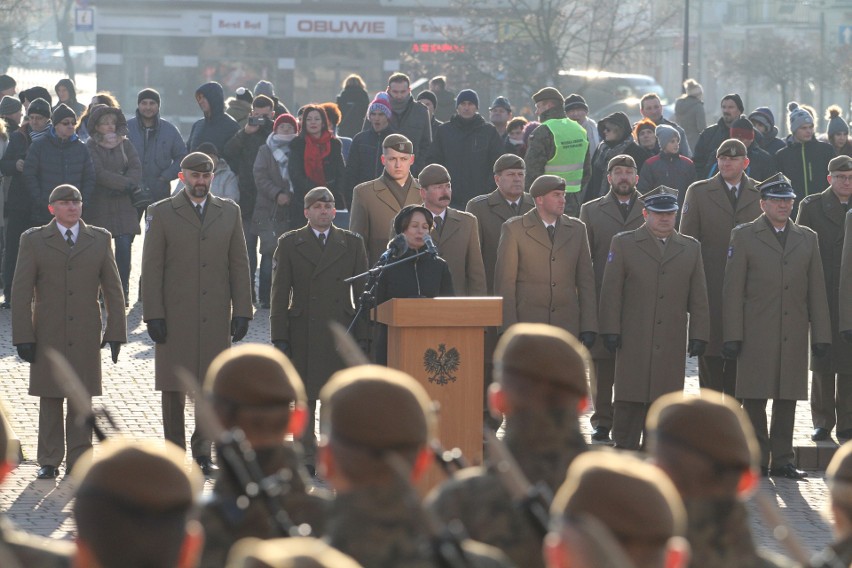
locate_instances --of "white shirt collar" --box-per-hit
[56,221,80,241]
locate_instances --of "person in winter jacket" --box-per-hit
[416,90,442,140]
[639,93,691,157]
[53,78,86,116]
[634,118,658,153]
[728,117,776,182]
[776,102,834,214]
[748,107,786,156]
[583,111,651,203]
[85,104,143,303]
[426,89,503,209]
[824,105,852,157]
[674,78,705,151]
[76,92,119,143]
[186,82,240,155]
[503,117,529,157]
[692,94,744,178]
[636,125,696,216]
[344,96,395,207]
[254,79,289,117]
[336,74,369,139]
[376,73,431,175]
[322,102,351,161]
[174,142,239,203]
[225,87,254,128]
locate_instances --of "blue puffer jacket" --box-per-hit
[127,112,187,202]
[186,82,240,155]
[23,126,95,225]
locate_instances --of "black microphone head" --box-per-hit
[423,234,438,255]
[395,233,409,255]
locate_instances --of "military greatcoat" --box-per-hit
[142,192,252,390]
[494,209,597,335]
[723,216,831,400]
[430,207,487,296]
[12,219,126,397]
[599,224,709,403]
[270,224,368,399]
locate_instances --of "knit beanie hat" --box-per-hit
[655,124,679,150]
[456,89,479,108]
[21,86,51,106]
[368,96,392,119]
[27,98,51,119]
[51,103,76,125]
[826,105,849,137]
[633,118,656,141]
[416,90,438,109]
[563,93,589,112]
[788,102,814,134]
[0,96,22,116]
[684,78,703,98]
[730,116,755,141]
[137,88,160,106]
[254,80,275,98]
[273,113,298,133]
[723,94,744,113]
[0,75,15,92]
[235,87,253,104]
[748,107,775,131]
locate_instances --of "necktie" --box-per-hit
[318,232,326,248]
[547,225,555,243]
[65,229,74,247]
[195,204,203,219]
[728,185,738,208]
[434,216,443,236]
[510,202,519,215]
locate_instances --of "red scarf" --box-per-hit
[304,131,332,186]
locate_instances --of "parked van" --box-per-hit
[558,70,667,113]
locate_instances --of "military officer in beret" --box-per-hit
[271,186,368,471]
[494,174,597,344]
[579,154,645,444]
[723,173,831,479]
[418,163,486,295]
[198,344,331,567]
[647,392,795,567]
[0,399,74,565]
[12,184,126,480]
[426,323,589,568]
[466,154,534,294]
[142,151,253,476]
[599,186,709,450]
[72,441,204,568]
[225,537,363,568]
[319,365,512,567]
[545,452,689,568]
[813,441,852,567]
[350,133,422,266]
[799,155,852,442]
[680,139,762,397]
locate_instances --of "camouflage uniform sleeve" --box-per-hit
[524,126,554,191]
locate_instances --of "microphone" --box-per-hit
[423,234,438,257]
[378,234,408,265]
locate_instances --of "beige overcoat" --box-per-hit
[349,174,421,266]
[431,207,487,296]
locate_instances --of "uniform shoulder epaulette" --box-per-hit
[800,193,821,205]
[732,222,751,232]
[21,226,40,237]
[613,229,634,240]
[798,224,818,237]
[280,228,301,240]
[90,225,111,236]
[339,228,362,240]
[467,194,488,206]
[679,233,700,245]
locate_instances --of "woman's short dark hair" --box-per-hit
[393,204,433,235]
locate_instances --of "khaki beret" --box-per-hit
[716,138,747,158]
[180,151,215,173]
[494,323,588,396]
[204,343,306,406]
[830,155,852,173]
[320,365,436,450]
[529,174,566,198]
[418,164,451,188]
[532,87,564,104]
[382,133,413,154]
[304,186,335,209]
[552,452,685,543]
[226,536,363,568]
[647,391,758,470]
[607,154,637,172]
[73,440,202,514]
[49,184,82,203]
[493,153,525,174]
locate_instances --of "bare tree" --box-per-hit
[50,0,76,81]
[0,0,32,72]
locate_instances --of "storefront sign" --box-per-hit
[412,17,470,41]
[286,14,397,39]
[212,12,269,36]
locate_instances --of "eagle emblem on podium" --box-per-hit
[424,344,460,386]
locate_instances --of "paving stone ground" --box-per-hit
[0,237,839,561]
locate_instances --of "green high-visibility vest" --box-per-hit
[543,118,588,193]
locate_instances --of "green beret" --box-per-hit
[180,151,215,173]
[552,452,685,543]
[493,153,525,174]
[204,343,306,406]
[382,133,413,154]
[320,365,436,451]
[529,175,566,198]
[226,536,363,568]
[304,186,335,209]
[418,164,451,188]
[647,391,758,470]
[494,323,589,396]
[73,440,202,514]
[607,154,637,172]
[532,87,564,104]
[49,184,82,203]
[830,155,852,173]
[716,139,747,158]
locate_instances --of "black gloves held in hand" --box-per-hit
[16,343,35,364]
[146,319,167,344]
[578,331,596,349]
[687,339,707,358]
[721,341,742,360]
[602,334,621,354]
[231,317,250,342]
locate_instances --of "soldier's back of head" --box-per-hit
[226,536,363,568]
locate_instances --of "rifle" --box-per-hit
[174,368,307,538]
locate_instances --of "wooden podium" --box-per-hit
[375,297,502,491]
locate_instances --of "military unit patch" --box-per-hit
[607,250,615,262]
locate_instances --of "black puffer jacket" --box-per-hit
[186,82,240,155]
[336,84,370,139]
[224,121,273,219]
[692,117,731,178]
[584,112,651,202]
[0,125,39,217]
[343,125,395,207]
[288,135,346,219]
[776,137,834,206]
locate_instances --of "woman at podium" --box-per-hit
[374,204,454,363]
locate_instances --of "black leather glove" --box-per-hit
[578,331,597,349]
[843,330,852,344]
[146,319,167,344]
[721,341,742,360]
[273,340,291,356]
[812,343,831,358]
[231,317,250,342]
[602,334,621,354]
[16,343,35,364]
[687,339,707,358]
[101,339,122,363]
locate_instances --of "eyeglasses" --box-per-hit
[833,174,852,183]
